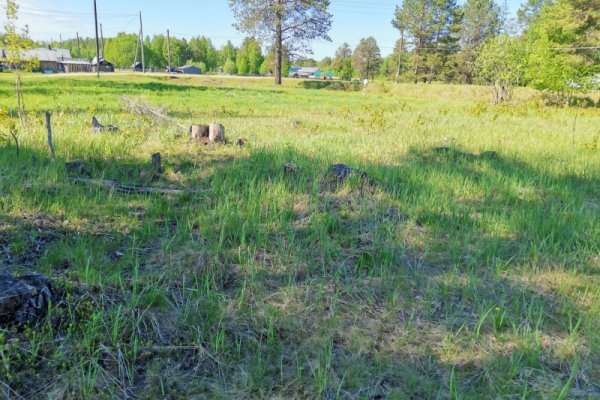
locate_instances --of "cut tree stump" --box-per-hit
[209,123,226,144]
[284,162,299,173]
[189,125,209,141]
[65,160,84,175]
[329,164,367,181]
[0,272,54,325]
[92,116,118,133]
[151,153,163,172]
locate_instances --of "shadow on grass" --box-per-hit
[1,141,598,398]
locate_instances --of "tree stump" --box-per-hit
[151,153,163,172]
[329,164,367,181]
[0,273,54,325]
[209,123,226,144]
[189,124,209,141]
[284,162,299,173]
[65,160,84,175]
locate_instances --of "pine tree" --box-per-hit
[456,0,502,83]
[352,37,382,80]
[228,0,332,85]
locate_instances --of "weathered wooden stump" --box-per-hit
[92,116,118,133]
[209,123,226,144]
[151,153,163,172]
[284,162,299,173]
[329,164,367,181]
[65,160,84,175]
[0,272,54,325]
[189,124,209,141]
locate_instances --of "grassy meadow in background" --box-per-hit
[0,72,599,399]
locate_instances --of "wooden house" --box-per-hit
[92,57,115,73]
[176,65,202,75]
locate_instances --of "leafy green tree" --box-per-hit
[61,37,97,60]
[223,58,237,75]
[318,56,332,71]
[236,37,263,75]
[332,43,352,78]
[332,43,351,70]
[220,41,238,65]
[189,36,219,71]
[149,35,167,68]
[229,0,332,85]
[517,0,551,29]
[393,0,461,82]
[104,33,137,68]
[262,45,290,76]
[169,37,191,67]
[3,0,37,71]
[380,54,399,78]
[352,37,382,80]
[522,0,599,104]
[338,58,354,81]
[476,34,525,103]
[455,0,503,83]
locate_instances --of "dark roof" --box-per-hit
[92,56,113,65]
[177,65,200,70]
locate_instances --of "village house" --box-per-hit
[60,58,92,73]
[289,66,321,79]
[131,62,143,72]
[176,65,202,75]
[92,56,115,73]
[2,47,92,73]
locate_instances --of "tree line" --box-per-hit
[2,0,598,102]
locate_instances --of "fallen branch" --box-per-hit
[121,96,188,131]
[68,177,204,196]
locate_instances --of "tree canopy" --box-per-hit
[228,0,332,84]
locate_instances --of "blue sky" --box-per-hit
[1,0,523,59]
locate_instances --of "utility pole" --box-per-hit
[60,34,63,48]
[139,11,145,73]
[133,29,140,72]
[167,29,172,74]
[76,32,81,58]
[93,0,101,78]
[100,23,105,58]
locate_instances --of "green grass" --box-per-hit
[0,72,599,399]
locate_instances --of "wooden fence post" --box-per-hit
[46,111,55,159]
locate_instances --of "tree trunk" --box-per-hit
[275,0,283,86]
[414,35,422,83]
[209,123,226,143]
[15,75,25,125]
[189,124,209,140]
[395,33,404,83]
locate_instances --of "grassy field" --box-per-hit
[0,72,599,399]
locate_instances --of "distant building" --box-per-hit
[176,65,202,75]
[131,62,143,72]
[2,47,91,73]
[92,57,115,73]
[22,47,71,73]
[60,58,92,73]
[289,66,321,79]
